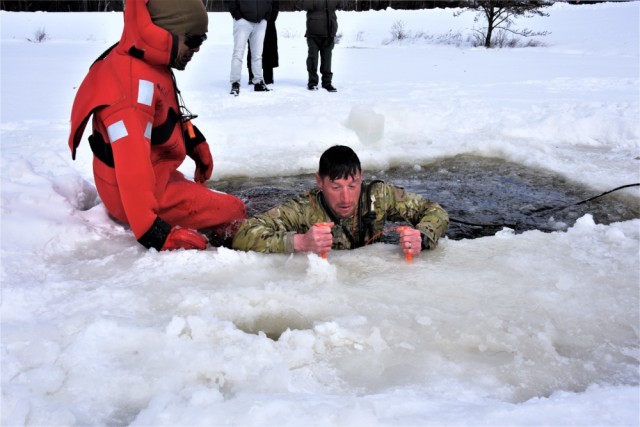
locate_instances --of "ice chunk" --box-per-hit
[346,106,385,144]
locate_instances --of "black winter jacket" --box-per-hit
[224,0,273,23]
[296,0,342,38]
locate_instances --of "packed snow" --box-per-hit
[1,2,639,426]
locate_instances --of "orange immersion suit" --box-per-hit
[68,0,245,250]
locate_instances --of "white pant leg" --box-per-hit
[248,19,267,84]
[230,18,253,83]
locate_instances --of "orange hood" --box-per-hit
[68,0,174,158]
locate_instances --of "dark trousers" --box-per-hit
[249,66,274,85]
[248,47,274,84]
[306,36,334,86]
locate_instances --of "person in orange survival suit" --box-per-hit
[69,0,246,251]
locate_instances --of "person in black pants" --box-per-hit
[295,0,342,92]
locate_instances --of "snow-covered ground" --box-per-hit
[1,2,639,425]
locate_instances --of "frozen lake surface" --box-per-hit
[1,3,638,425]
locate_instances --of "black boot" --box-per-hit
[322,83,337,92]
[230,82,240,96]
[254,81,270,92]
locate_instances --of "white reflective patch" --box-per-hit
[107,120,128,143]
[144,122,152,140]
[137,79,154,106]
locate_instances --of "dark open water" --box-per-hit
[212,155,639,240]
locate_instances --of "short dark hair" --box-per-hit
[318,145,361,181]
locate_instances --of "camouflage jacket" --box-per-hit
[232,181,449,254]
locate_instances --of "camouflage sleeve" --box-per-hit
[231,197,316,253]
[375,182,449,250]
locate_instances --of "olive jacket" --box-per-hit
[232,181,449,253]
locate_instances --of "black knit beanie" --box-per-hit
[147,0,208,36]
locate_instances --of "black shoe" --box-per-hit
[322,84,337,92]
[307,84,318,91]
[254,81,270,92]
[230,82,240,96]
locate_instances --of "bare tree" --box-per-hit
[456,0,551,48]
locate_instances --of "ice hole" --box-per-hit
[213,155,639,240]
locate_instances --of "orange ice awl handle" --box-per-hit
[315,222,333,259]
[185,120,196,139]
[397,226,413,263]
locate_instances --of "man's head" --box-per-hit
[147,0,208,70]
[316,145,363,219]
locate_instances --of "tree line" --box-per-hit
[1,0,554,13]
[0,0,603,12]
[1,0,609,48]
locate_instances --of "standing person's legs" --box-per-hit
[230,19,253,84]
[306,37,321,87]
[247,43,254,84]
[319,37,335,86]
[263,67,273,85]
[248,19,267,84]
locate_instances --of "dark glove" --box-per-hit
[161,227,208,251]
[189,141,214,183]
